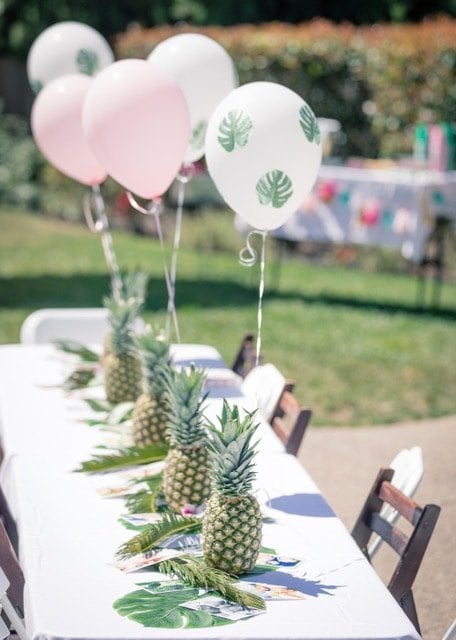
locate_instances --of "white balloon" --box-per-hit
[148,33,237,164]
[205,82,322,231]
[27,21,114,93]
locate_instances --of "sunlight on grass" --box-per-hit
[1,206,455,426]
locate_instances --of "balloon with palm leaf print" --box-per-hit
[148,33,237,164]
[27,21,114,94]
[205,82,322,231]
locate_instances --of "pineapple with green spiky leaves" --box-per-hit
[202,402,262,575]
[103,296,142,404]
[162,367,212,513]
[103,271,148,360]
[132,330,172,446]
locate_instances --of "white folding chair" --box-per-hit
[241,363,291,422]
[0,567,27,640]
[367,446,424,559]
[20,308,109,345]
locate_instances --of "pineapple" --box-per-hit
[103,297,142,404]
[132,331,172,446]
[162,367,212,513]
[202,402,262,575]
[102,271,148,360]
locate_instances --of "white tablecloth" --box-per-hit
[0,344,420,640]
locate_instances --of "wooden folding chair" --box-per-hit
[270,389,312,457]
[231,333,257,379]
[352,468,441,633]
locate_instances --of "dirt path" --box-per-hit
[297,415,456,640]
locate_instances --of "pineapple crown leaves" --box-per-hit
[165,366,208,447]
[206,402,260,497]
[120,271,149,308]
[136,329,172,395]
[102,296,139,356]
[158,555,265,610]
[116,513,201,559]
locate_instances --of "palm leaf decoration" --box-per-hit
[256,170,293,208]
[76,48,99,75]
[125,473,164,514]
[217,109,253,152]
[159,555,265,610]
[84,398,113,412]
[116,513,201,559]
[75,443,168,473]
[125,488,163,514]
[189,120,207,150]
[113,582,232,628]
[299,104,321,144]
[53,339,99,363]
[63,366,97,391]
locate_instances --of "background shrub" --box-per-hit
[115,17,456,158]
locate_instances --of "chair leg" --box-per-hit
[400,589,421,635]
[285,409,312,457]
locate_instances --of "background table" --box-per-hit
[236,165,456,264]
[0,344,421,640]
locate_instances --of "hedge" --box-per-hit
[115,17,456,158]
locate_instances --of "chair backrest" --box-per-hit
[241,363,294,423]
[20,308,109,345]
[271,390,312,457]
[231,333,257,379]
[367,447,424,558]
[352,467,441,633]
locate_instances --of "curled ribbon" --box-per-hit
[83,186,122,301]
[83,191,104,234]
[238,229,268,368]
[239,230,268,267]
[126,191,162,216]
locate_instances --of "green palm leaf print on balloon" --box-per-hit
[256,170,293,208]
[30,79,43,94]
[217,109,253,152]
[77,48,99,75]
[299,104,321,144]
[190,120,207,150]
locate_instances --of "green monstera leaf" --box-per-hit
[189,120,207,150]
[77,48,99,75]
[30,79,43,94]
[256,170,293,208]
[113,583,233,628]
[299,104,321,144]
[217,109,253,152]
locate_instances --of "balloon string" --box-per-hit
[126,191,181,343]
[256,232,267,368]
[165,172,187,338]
[83,186,122,302]
[239,230,268,367]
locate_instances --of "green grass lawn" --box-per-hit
[1,205,455,427]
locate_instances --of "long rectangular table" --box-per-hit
[0,344,421,640]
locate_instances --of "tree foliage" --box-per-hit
[1,0,455,59]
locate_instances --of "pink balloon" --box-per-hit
[82,59,190,199]
[31,73,107,186]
